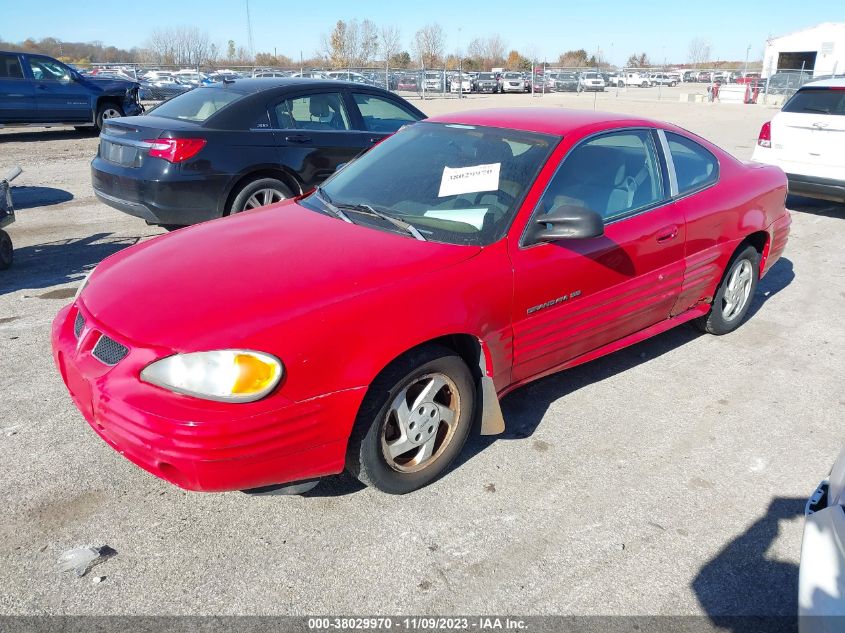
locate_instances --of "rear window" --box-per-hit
[150,87,245,122]
[783,88,845,115]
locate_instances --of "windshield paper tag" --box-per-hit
[438,163,501,198]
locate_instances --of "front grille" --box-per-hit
[73,311,85,339]
[92,334,129,366]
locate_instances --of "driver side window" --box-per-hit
[537,129,666,222]
[28,57,71,82]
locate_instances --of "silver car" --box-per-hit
[799,447,845,631]
[578,72,606,92]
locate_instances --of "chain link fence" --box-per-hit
[73,61,842,107]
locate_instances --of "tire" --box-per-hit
[346,345,476,494]
[694,245,760,335]
[229,178,293,214]
[0,230,12,270]
[95,102,124,131]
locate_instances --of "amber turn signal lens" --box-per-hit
[232,353,279,394]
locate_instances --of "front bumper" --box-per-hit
[787,174,845,204]
[51,303,365,492]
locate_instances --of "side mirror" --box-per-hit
[530,204,604,242]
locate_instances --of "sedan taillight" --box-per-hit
[757,121,772,148]
[144,138,207,163]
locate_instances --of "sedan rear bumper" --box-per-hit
[91,158,229,226]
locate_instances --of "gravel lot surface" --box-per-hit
[0,88,842,619]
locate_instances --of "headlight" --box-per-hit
[140,350,283,403]
[74,268,95,302]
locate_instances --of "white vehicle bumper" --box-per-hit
[752,148,845,202]
[799,480,845,632]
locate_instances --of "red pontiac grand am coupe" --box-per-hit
[53,108,791,495]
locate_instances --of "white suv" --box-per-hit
[752,78,845,204]
[500,72,525,93]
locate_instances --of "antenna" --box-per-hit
[245,0,254,56]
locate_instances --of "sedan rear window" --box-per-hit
[150,87,245,122]
[783,88,845,115]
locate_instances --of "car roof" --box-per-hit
[202,77,378,93]
[801,77,845,89]
[426,108,660,136]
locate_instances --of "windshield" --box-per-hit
[301,122,558,245]
[783,88,845,115]
[479,73,495,80]
[149,87,245,122]
[504,73,521,79]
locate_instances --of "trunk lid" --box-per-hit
[99,116,203,168]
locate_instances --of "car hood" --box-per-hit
[84,77,139,92]
[82,201,482,351]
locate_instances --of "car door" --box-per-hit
[508,128,686,383]
[270,89,370,190]
[0,52,35,123]
[25,55,91,122]
[347,90,424,144]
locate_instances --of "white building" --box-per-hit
[762,22,845,78]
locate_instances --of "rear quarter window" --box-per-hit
[783,89,845,115]
[665,132,719,194]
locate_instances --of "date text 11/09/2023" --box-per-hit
[307,617,528,630]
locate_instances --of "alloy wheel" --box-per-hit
[721,259,753,321]
[241,188,286,211]
[381,372,461,473]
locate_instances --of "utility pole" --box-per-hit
[744,45,751,75]
[458,27,463,100]
[245,0,254,58]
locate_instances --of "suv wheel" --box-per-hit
[96,103,124,130]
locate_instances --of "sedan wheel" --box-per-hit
[230,177,293,214]
[244,188,285,211]
[347,345,475,494]
[694,245,760,335]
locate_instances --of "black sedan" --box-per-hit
[91,79,427,228]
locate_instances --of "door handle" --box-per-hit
[285,134,311,143]
[36,85,47,90]
[369,137,383,144]
[656,225,679,243]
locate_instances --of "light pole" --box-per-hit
[457,27,463,100]
[744,45,751,75]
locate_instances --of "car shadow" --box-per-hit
[0,128,95,143]
[9,186,73,210]
[692,496,805,633]
[0,233,145,296]
[787,195,845,219]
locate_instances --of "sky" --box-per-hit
[1,0,842,65]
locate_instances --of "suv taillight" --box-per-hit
[144,138,206,163]
[757,121,771,148]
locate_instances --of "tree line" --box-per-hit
[1,29,749,71]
